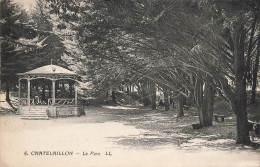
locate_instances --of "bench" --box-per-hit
[213,114,226,122]
[183,105,189,110]
[192,123,202,129]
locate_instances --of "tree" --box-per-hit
[0,0,45,109]
[108,0,259,143]
[251,37,260,105]
[162,85,170,111]
[180,0,260,144]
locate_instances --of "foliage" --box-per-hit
[2,0,260,145]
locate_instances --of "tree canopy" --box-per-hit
[1,0,260,146]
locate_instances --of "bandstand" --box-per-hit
[17,64,83,119]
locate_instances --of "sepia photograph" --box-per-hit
[0,0,260,166]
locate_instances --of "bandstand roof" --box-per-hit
[18,65,77,76]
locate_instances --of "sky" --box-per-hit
[12,0,37,12]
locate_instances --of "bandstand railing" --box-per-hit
[20,98,77,107]
[20,98,35,106]
[48,98,75,106]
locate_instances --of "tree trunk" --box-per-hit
[111,90,116,104]
[139,82,151,106]
[5,81,16,111]
[163,88,170,111]
[170,95,174,108]
[177,96,184,117]
[233,24,251,145]
[195,78,203,123]
[194,78,213,127]
[5,81,10,102]
[143,96,151,106]
[251,38,260,105]
[142,82,152,106]
[150,81,157,110]
[200,82,214,127]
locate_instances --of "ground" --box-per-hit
[0,104,260,167]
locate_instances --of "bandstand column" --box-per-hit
[69,81,73,98]
[18,79,21,105]
[74,84,79,116]
[52,79,56,106]
[27,78,31,106]
[74,84,78,106]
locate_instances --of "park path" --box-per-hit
[0,106,259,167]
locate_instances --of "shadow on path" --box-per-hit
[77,106,260,152]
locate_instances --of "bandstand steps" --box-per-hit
[21,107,49,120]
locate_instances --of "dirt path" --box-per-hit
[0,106,259,167]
